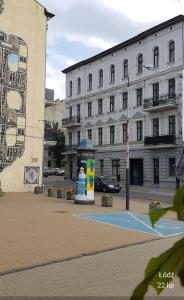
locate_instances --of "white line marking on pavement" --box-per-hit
[128,212,164,237]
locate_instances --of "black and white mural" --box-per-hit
[0,31,27,172]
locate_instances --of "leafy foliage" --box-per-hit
[131,186,184,300]
[48,122,66,168]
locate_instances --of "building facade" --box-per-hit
[44,88,65,168]
[0,0,53,191]
[62,15,184,189]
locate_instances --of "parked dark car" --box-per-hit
[94,177,121,193]
[55,169,65,176]
[43,168,49,177]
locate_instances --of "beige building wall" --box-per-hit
[0,0,49,192]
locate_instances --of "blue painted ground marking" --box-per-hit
[76,211,184,237]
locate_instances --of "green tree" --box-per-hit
[131,186,184,299]
[48,122,66,168]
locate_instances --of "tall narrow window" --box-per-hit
[69,80,72,97]
[110,64,115,83]
[88,102,92,117]
[169,115,175,135]
[137,121,143,141]
[87,129,92,141]
[100,160,104,176]
[169,158,176,176]
[153,47,159,67]
[153,118,159,136]
[123,123,127,142]
[77,77,81,94]
[69,106,72,118]
[122,92,128,109]
[69,132,72,146]
[153,83,159,106]
[137,54,143,73]
[123,59,128,78]
[136,88,142,106]
[98,127,103,145]
[110,125,115,144]
[98,99,103,115]
[169,41,175,63]
[110,96,115,112]
[77,131,80,146]
[168,78,175,98]
[99,69,103,87]
[88,73,92,91]
[77,104,80,122]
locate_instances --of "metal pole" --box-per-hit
[126,77,130,210]
[126,118,130,210]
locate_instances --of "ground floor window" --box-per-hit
[48,160,51,167]
[169,158,176,176]
[100,159,104,176]
[112,159,120,176]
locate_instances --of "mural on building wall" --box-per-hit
[0,31,27,172]
[24,167,39,184]
[0,0,4,14]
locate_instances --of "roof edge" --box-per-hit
[62,14,184,74]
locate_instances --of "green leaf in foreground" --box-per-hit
[131,237,184,300]
[149,207,174,227]
[173,185,184,219]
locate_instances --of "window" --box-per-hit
[136,88,142,106]
[77,104,80,119]
[99,69,103,87]
[137,121,143,141]
[98,99,103,115]
[0,32,4,42]
[123,59,128,78]
[110,64,115,83]
[153,47,159,67]
[112,159,120,176]
[123,123,127,142]
[98,127,103,145]
[100,160,104,176]
[88,129,92,141]
[77,77,81,94]
[88,102,92,117]
[169,41,175,63]
[69,80,72,97]
[168,78,175,98]
[153,118,159,136]
[122,92,128,109]
[48,160,51,168]
[110,96,115,112]
[110,125,115,144]
[169,158,176,176]
[153,83,159,105]
[17,128,24,135]
[137,54,143,73]
[69,132,72,146]
[48,150,52,157]
[169,115,175,135]
[69,106,72,118]
[88,73,92,91]
[77,131,80,146]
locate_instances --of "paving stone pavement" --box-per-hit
[0,192,165,274]
[0,236,183,298]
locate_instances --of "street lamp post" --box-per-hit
[125,64,153,211]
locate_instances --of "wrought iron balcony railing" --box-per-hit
[144,94,177,110]
[62,116,81,127]
[64,144,78,152]
[144,134,176,146]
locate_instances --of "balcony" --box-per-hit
[144,95,177,113]
[63,144,78,154]
[144,134,176,149]
[62,116,81,128]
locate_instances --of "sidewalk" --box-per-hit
[0,191,171,274]
[0,236,182,297]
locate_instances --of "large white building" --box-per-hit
[62,15,184,189]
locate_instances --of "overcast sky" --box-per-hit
[38,0,184,99]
